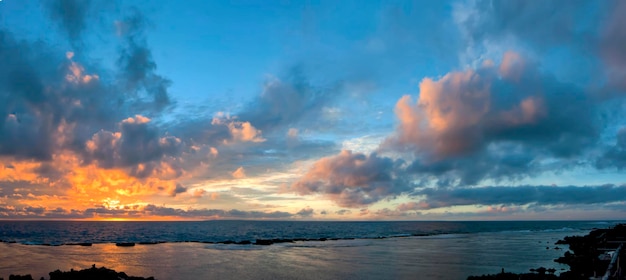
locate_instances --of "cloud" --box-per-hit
[227,121,265,143]
[409,185,626,210]
[600,1,626,92]
[597,127,626,169]
[287,128,299,138]
[296,206,314,217]
[5,1,626,220]
[116,10,173,111]
[290,48,604,203]
[231,167,246,179]
[292,150,408,207]
[238,70,340,132]
[288,2,626,206]
[454,0,626,94]
[191,188,207,198]
[0,204,296,220]
[383,52,597,186]
[0,30,68,160]
[396,202,430,212]
[84,115,184,179]
[454,0,594,50]
[0,5,176,167]
[42,0,94,43]
[209,113,266,144]
[169,183,187,197]
[388,52,594,158]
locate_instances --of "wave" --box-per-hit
[205,244,267,251]
[280,239,373,248]
[0,220,616,247]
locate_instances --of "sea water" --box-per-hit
[0,220,621,279]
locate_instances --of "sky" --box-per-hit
[0,0,625,221]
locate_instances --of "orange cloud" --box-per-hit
[499,51,526,82]
[228,121,265,143]
[0,150,184,219]
[64,52,99,84]
[396,201,430,212]
[211,115,265,143]
[0,160,47,184]
[292,150,404,207]
[232,167,247,179]
[389,52,548,158]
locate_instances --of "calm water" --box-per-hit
[0,220,621,279]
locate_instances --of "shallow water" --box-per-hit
[0,229,590,279]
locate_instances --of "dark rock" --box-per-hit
[467,272,559,280]
[254,239,294,246]
[534,267,546,275]
[115,243,135,247]
[9,275,33,280]
[66,243,92,246]
[255,239,273,245]
[48,265,154,280]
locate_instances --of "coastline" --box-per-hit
[467,224,626,280]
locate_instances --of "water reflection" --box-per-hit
[0,230,588,280]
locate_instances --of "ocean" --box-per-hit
[0,220,621,279]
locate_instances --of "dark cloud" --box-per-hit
[296,207,314,217]
[411,185,626,210]
[600,1,626,92]
[142,205,294,219]
[0,31,64,160]
[116,10,173,111]
[239,68,339,132]
[0,204,296,219]
[84,115,184,178]
[42,0,94,42]
[597,128,626,169]
[456,0,626,94]
[292,150,409,207]
[170,184,187,197]
[457,0,597,50]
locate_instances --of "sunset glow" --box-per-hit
[1,1,626,221]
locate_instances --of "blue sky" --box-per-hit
[0,0,625,220]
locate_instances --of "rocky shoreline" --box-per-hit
[468,224,626,280]
[1,265,154,280]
